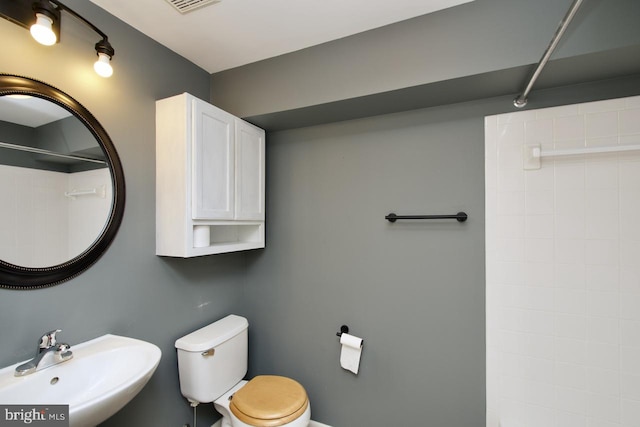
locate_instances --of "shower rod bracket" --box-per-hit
[513,96,528,109]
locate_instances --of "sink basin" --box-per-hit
[0,334,161,427]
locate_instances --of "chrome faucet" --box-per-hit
[14,329,73,377]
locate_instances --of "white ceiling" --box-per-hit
[0,96,71,127]
[89,0,474,73]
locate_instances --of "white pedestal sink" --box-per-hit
[0,334,162,427]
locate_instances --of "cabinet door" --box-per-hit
[235,120,265,220]
[192,100,235,220]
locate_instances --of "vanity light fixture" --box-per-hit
[0,0,115,78]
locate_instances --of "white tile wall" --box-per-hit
[0,165,111,267]
[486,95,640,427]
[0,165,68,267]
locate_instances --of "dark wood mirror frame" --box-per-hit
[0,74,125,289]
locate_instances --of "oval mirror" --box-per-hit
[0,74,125,289]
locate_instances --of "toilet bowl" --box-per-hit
[175,315,311,427]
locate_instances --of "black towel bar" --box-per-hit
[385,212,468,223]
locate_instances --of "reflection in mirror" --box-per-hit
[0,74,125,289]
[0,96,112,268]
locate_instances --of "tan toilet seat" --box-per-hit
[230,375,309,427]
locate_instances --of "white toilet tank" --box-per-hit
[175,314,249,404]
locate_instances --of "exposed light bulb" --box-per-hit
[30,13,57,46]
[94,52,113,78]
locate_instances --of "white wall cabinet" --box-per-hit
[156,93,265,257]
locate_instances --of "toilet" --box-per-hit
[175,314,311,427]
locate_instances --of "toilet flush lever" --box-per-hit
[201,348,215,357]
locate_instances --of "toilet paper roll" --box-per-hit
[340,333,363,374]
[193,225,210,248]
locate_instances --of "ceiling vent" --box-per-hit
[164,0,221,14]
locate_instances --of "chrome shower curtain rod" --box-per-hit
[513,0,584,108]
[0,141,106,164]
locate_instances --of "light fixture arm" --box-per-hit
[46,0,114,58]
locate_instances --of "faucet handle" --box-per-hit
[56,343,72,359]
[39,329,62,350]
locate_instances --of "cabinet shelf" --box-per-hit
[185,241,265,257]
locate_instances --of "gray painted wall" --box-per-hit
[243,104,487,426]
[0,2,244,426]
[210,0,640,118]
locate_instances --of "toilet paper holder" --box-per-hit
[336,325,363,343]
